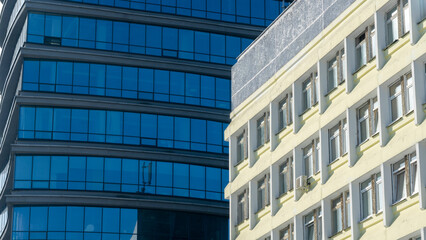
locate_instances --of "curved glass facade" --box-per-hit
[13,206,228,239]
[22,59,231,109]
[27,13,253,65]
[61,0,283,27]
[14,155,228,201]
[18,106,229,154]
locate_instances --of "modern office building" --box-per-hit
[0,0,292,239]
[225,0,426,239]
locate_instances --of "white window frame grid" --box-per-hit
[389,72,414,123]
[355,25,376,70]
[327,50,345,93]
[360,172,383,220]
[236,129,248,165]
[386,5,399,45]
[331,191,351,235]
[303,138,320,177]
[279,93,293,131]
[257,174,270,212]
[357,98,379,145]
[328,119,348,163]
[279,223,294,240]
[304,208,322,240]
[237,189,249,225]
[392,152,418,204]
[279,157,293,196]
[256,112,270,149]
[386,0,410,46]
[301,72,318,113]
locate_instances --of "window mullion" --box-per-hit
[404,155,411,196]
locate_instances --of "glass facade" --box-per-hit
[18,106,229,154]
[61,0,284,27]
[27,13,253,65]
[12,206,228,239]
[14,155,228,201]
[22,59,231,109]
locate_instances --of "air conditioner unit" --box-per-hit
[295,175,308,191]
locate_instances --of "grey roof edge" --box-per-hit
[231,0,357,110]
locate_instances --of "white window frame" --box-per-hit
[302,78,312,111]
[389,72,414,123]
[357,102,370,144]
[303,138,320,177]
[360,172,382,220]
[257,115,266,148]
[304,208,322,240]
[386,6,399,45]
[237,190,248,225]
[237,133,245,164]
[327,56,338,92]
[279,223,294,240]
[329,124,340,163]
[279,157,293,196]
[392,159,406,203]
[402,0,410,34]
[279,93,293,131]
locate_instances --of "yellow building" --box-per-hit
[225,0,426,239]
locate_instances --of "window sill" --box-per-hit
[387,116,404,128]
[329,227,351,238]
[383,39,399,51]
[392,197,408,206]
[277,190,294,200]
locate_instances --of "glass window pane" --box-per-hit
[50,156,68,181]
[32,156,50,181]
[48,207,66,231]
[105,157,121,184]
[28,13,45,36]
[13,207,30,231]
[15,156,32,180]
[29,207,48,231]
[84,207,102,232]
[120,209,137,234]
[66,206,84,231]
[102,208,119,233]
[45,15,61,38]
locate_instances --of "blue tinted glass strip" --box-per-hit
[18,106,229,154]
[57,0,283,27]
[22,59,231,110]
[27,12,254,65]
[14,155,229,201]
[12,206,228,239]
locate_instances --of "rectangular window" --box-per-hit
[236,130,247,165]
[257,112,270,148]
[402,0,410,34]
[303,139,320,177]
[355,25,376,70]
[237,190,249,225]
[327,49,345,93]
[304,208,322,240]
[328,119,347,163]
[278,93,293,131]
[357,98,378,144]
[389,72,414,122]
[302,73,318,112]
[360,173,382,220]
[392,152,418,203]
[331,191,350,234]
[386,6,399,45]
[279,157,293,196]
[279,224,294,240]
[257,174,270,211]
[386,1,410,46]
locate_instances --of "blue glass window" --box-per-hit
[22,59,231,109]
[14,155,228,201]
[13,206,228,239]
[19,106,228,154]
[27,13,253,65]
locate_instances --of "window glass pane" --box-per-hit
[86,157,104,183]
[89,110,106,135]
[186,74,200,97]
[120,209,137,234]
[140,114,157,141]
[48,207,66,231]
[190,165,205,191]
[45,15,61,37]
[53,108,71,135]
[28,13,45,36]
[102,208,119,233]
[79,18,96,41]
[173,163,189,196]
[15,156,32,180]
[32,156,50,181]
[68,156,86,182]
[96,20,113,43]
[29,207,48,231]
[122,158,138,185]
[23,60,40,84]
[50,156,68,181]
[174,117,190,145]
[158,115,173,140]
[62,16,78,39]
[13,207,30,231]
[157,161,172,191]
[105,158,121,184]
[191,119,206,143]
[113,22,130,44]
[84,207,102,232]
[57,61,73,86]
[66,206,84,231]
[40,61,56,86]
